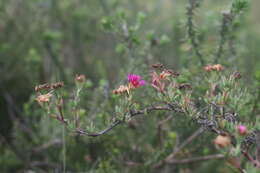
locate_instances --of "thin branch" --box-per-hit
[3,91,34,137]
[214,12,233,63]
[255,131,260,167]
[157,115,174,148]
[44,41,67,82]
[0,134,30,166]
[70,104,180,137]
[242,150,260,168]
[166,154,225,164]
[186,0,205,66]
[75,120,122,137]
[32,139,62,153]
[154,127,204,168]
[130,105,173,117]
[30,161,59,169]
[167,127,204,161]
[98,0,110,14]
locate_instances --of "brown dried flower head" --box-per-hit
[204,64,225,72]
[214,135,231,148]
[52,82,64,89]
[75,74,86,83]
[35,83,51,92]
[36,93,52,104]
[35,82,64,92]
[151,63,164,69]
[160,70,171,79]
[160,69,179,79]
[212,64,224,71]
[203,65,212,72]
[113,85,130,95]
[151,71,165,93]
[177,83,192,90]
[232,71,242,80]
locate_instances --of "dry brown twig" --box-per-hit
[154,127,204,168]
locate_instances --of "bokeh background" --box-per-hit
[0,0,259,172]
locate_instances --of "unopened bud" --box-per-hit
[237,125,247,136]
[214,135,231,148]
[75,74,86,83]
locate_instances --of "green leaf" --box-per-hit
[115,43,126,54]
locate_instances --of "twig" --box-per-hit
[30,161,59,168]
[44,41,67,82]
[3,91,34,137]
[32,139,62,153]
[71,103,181,137]
[166,154,225,164]
[169,127,204,159]
[255,131,260,167]
[186,0,205,66]
[98,0,110,14]
[75,120,122,137]
[242,151,260,168]
[0,134,30,166]
[214,12,233,63]
[157,115,174,148]
[154,127,204,168]
[124,161,142,167]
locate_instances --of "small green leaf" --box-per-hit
[115,43,126,54]
[159,34,171,45]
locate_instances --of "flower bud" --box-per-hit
[75,74,86,83]
[214,135,231,148]
[237,125,247,136]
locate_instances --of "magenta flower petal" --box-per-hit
[127,74,145,88]
[140,80,146,86]
[237,125,247,135]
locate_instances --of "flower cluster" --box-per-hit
[151,63,164,69]
[35,82,64,92]
[151,69,179,93]
[127,74,146,88]
[35,93,52,104]
[35,82,64,105]
[113,74,145,95]
[204,64,224,72]
[112,85,130,95]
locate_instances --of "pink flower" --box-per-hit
[237,125,247,135]
[127,74,145,88]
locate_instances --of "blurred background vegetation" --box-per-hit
[0,0,259,172]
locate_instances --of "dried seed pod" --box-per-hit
[177,83,192,90]
[203,65,213,72]
[75,74,86,83]
[151,63,164,69]
[51,82,64,89]
[232,71,242,80]
[112,85,130,95]
[35,83,51,92]
[203,64,224,72]
[212,64,224,71]
[35,82,64,92]
[160,69,179,79]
